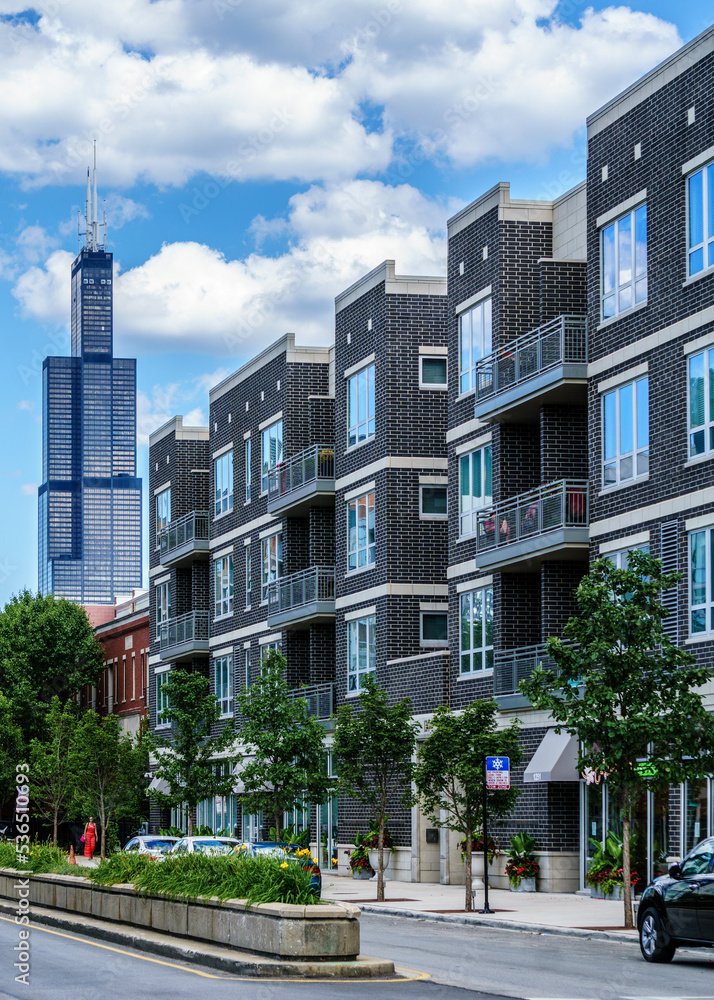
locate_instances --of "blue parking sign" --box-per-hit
[485,756,510,789]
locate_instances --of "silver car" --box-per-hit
[122,835,179,859]
[169,836,243,856]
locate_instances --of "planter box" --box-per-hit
[590,885,623,900]
[510,877,536,892]
[0,868,359,961]
[351,869,372,880]
[367,850,391,877]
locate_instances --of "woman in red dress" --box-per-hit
[83,817,97,860]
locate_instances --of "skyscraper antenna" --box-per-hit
[92,140,99,250]
[85,168,91,250]
[77,209,81,254]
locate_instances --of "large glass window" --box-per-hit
[214,656,233,717]
[689,524,714,635]
[261,420,283,493]
[601,203,647,319]
[602,377,649,487]
[214,450,233,517]
[459,445,492,536]
[155,582,171,636]
[687,162,714,276]
[156,488,170,544]
[156,671,170,727]
[245,543,252,608]
[460,587,493,675]
[347,615,376,694]
[261,532,283,601]
[688,348,714,459]
[605,544,650,570]
[347,364,375,448]
[214,554,234,618]
[684,780,710,854]
[245,438,252,502]
[459,298,492,394]
[347,491,375,571]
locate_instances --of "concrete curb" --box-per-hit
[357,904,640,945]
[0,902,395,979]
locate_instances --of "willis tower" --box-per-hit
[38,148,142,607]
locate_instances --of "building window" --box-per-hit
[688,348,714,459]
[156,488,170,544]
[243,648,251,689]
[261,532,283,601]
[245,437,252,502]
[215,656,233,717]
[600,203,647,319]
[690,525,714,635]
[156,671,170,726]
[347,364,375,448]
[421,611,448,646]
[245,543,252,608]
[420,485,447,519]
[420,355,447,388]
[261,419,283,493]
[347,615,376,694]
[155,582,171,636]
[459,298,492,395]
[687,162,714,276]
[459,445,492,536]
[260,640,282,661]
[347,491,375,571]
[606,544,650,570]
[214,450,234,516]
[602,377,649,487]
[214,555,234,618]
[460,587,493,675]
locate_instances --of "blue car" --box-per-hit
[247,841,322,896]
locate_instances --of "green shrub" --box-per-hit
[88,850,320,906]
[0,841,71,873]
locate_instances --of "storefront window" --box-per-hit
[684,780,709,854]
[651,787,670,880]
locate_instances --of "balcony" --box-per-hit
[159,610,210,662]
[267,566,336,630]
[475,480,589,572]
[288,682,335,725]
[158,511,209,567]
[267,445,335,517]
[494,643,557,706]
[474,314,587,423]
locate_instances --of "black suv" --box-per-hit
[638,836,714,962]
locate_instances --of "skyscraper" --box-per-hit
[38,150,142,606]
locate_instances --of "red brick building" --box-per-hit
[90,590,150,737]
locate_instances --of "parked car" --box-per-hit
[247,841,322,895]
[122,835,179,859]
[169,836,243,856]
[638,835,714,962]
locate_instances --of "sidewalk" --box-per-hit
[321,874,639,943]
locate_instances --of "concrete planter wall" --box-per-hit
[0,869,359,961]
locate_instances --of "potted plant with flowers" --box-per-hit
[363,821,395,879]
[459,833,500,885]
[348,832,374,879]
[505,832,539,892]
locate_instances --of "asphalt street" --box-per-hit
[1,911,713,1000]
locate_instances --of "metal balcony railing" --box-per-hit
[288,682,335,720]
[159,610,210,655]
[267,446,335,504]
[494,643,558,697]
[475,315,587,402]
[476,480,589,553]
[267,566,335,618]
[158,511,209,561]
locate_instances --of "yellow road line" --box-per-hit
[0,916,429,983]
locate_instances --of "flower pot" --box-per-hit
[367,849,391,877]
[470,853,485,886]
[510,877,536,892]
[590,885,621,900]
[352,868,372,879]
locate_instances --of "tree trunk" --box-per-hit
[187,805,194,837]
[275,811,283,843]
[622,791,633,930]
[377,809,385,903]
[464,825,473,912]
[100,803,107,861]
[53,807,58,848]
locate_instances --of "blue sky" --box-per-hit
[0,0,708,605]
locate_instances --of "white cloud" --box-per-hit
[16,400,34,412]
[16,224,58,264]
[0,2,680,187]
[12,178,451,354]
[136,372,218,444]
[20,483,37,496]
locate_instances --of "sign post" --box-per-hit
[480,756,510,915]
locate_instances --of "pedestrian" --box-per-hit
[82,816,97,860]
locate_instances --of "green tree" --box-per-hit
[414,700,522,911]
[74,711,146,859]
[236,651,333,839]
[520,550,714,929]
[145,667,236,836]
[332,676,418,902]
[29,697,79,846]
[0,692,24,807]
[0,590,103,744]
